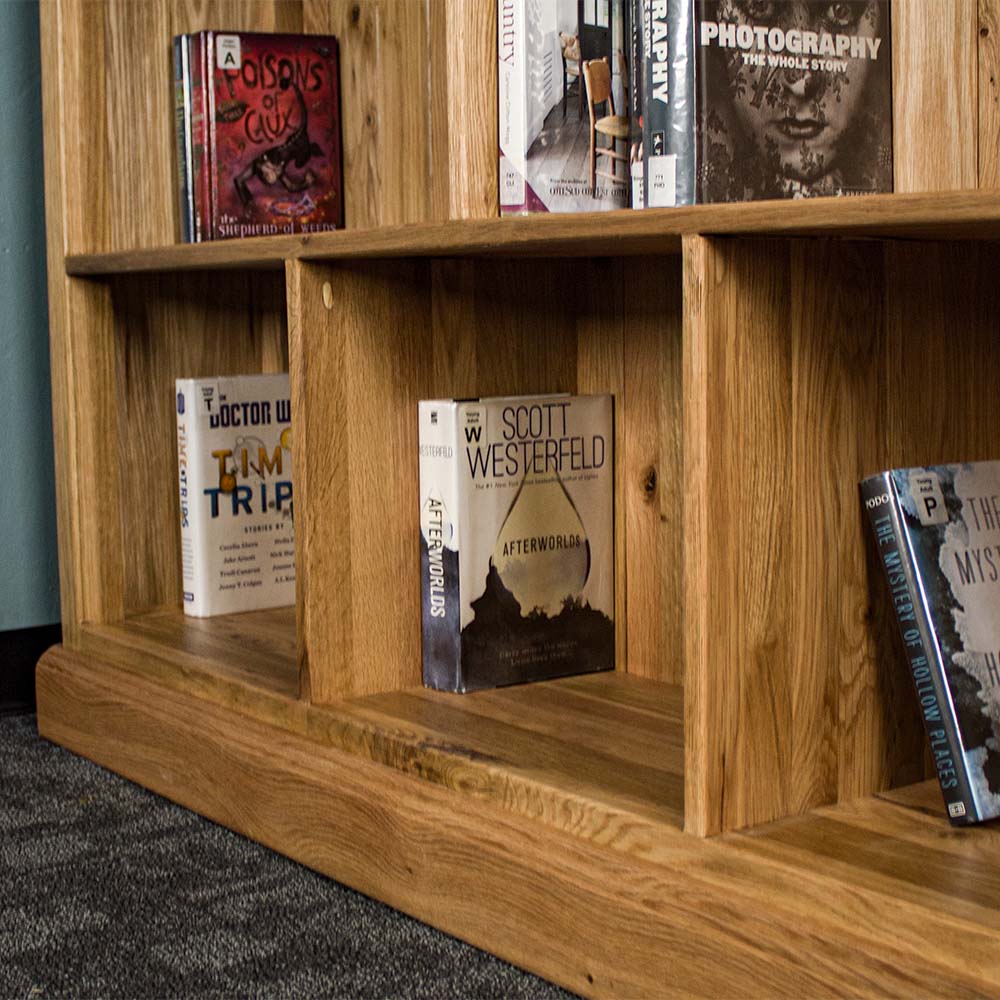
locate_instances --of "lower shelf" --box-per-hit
[36,619,1000,998]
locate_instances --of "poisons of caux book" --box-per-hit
[176,374,295,617]
[419,394,614,693]
[862,462,1000,824]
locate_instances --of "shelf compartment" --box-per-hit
[288,254,683,702]
[36,640,1000,998]
[64,190,1000,276]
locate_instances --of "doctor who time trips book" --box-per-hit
[862,462,1000,825]
[419,394,614,693]
[176,375,295,617]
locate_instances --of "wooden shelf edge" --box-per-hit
[64,190,1000,276]
[35,643,1000,999]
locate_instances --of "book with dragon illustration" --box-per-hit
[419,394,615,692]
[862,462,1000,825]
[185,31,343,240]
[175,374,295,617]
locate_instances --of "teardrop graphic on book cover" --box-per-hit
[418,394,614,692]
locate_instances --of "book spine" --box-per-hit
[861,473,978,824]
[497,0,528,215]
[669,0,696,206]
[172,36,191,242]
[176,380,208,617]
[644,0,694,207]
[628,0,644,209]
[419,403,462,691]
[189,33,206,242]
[205,31,218,240]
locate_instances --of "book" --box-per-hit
[628,0,645,208]
[175,374,295,617]
[173,31,343,241]
[419,394,615,692]
[172,35,193,242]
[861,462,1000,825]
[645,0,893,204]
[189,32,207,243]
[498,0,630,214]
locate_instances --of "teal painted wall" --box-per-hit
[0,0,60,631]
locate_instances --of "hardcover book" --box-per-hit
[861,462,1000,825]
[176,374,295,617]
[498,0,630,214]
[645,0,893,204]
[174,31,343,241]
[419,394,614,692]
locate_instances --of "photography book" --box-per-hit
[176,374,295,617]
[498,0,630,214]
[861,462,1000,825]
[419,394,614,692]
[643,0,893,205]
[172,31,343,241]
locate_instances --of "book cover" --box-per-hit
[419,394,614,693]
[176,374,295,617]
[647,0,892,204]
[498,0,630,214]
[861,462,1000,825]
[205,32,343,239]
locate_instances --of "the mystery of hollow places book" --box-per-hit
[862,462,1000,824]
[176,374,295,617]
[419,394,615,692]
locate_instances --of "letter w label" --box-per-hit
[464,426,482,443]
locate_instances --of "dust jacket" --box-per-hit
[176,374,295,617]
[184,31,343,240]
[645,0,893,205]
[861,463,1000,825]
[498,0,630,214]
[419,394,615,692]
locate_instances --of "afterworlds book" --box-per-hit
[419,394,614,692]
[862,462,1000,825]
[176,374,295,617]
[643,0,893,206]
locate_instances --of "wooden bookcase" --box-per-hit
[37,0,1000,995]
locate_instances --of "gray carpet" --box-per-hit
[0,714,576,999]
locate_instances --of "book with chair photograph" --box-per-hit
[498,0,630,214]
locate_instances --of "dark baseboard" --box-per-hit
[0,623,61,715]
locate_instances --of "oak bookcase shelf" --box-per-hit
[65,189,1000,275]
[37,0,1000,996]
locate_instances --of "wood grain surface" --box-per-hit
[68,618,687,850]
[981,0,1000,187]
[893,0,979,192]
[37,644,1000,999]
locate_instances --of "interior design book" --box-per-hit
[419,394,614,692]
[173,31,343,241]
[861,462,1000,825]
[498,0,630,214]
[644,0,893,205]
[176,374,295,617]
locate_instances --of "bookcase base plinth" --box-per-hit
[36,642,1000,999]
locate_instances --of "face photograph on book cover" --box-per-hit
[697,0,892,201]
